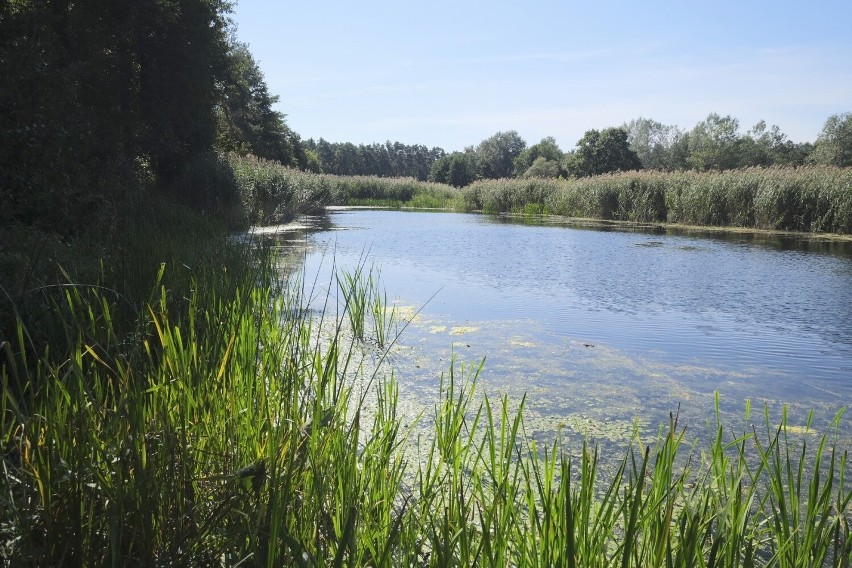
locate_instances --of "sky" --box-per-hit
[231,1,852,152]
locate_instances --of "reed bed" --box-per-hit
[463,167,852,234]
[3,226,850,565]
[226,154,463,225]
[225,155,852,234]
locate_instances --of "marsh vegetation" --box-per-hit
[3,210,851,565]
[225,153,852,234]
[3,2,851,563]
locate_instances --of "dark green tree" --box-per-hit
[447,153,477,187]
[305,139,444,179]
[772,141,813,167]
[135,0,232,196]
[333,143,361,175]
[734,120,809,167]
[216,42,301,167]
[312,138,336,173]
[566,128,641,177]
[0,0,236,227]
[1,0,146,226]
[429,152,476,186]
[513,136,564,177]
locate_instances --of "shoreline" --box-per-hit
[313,205,852,242]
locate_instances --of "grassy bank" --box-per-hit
[226,154,463,224]
[2,211,851,565]
[462,167,852,234]
[225,154,852,235]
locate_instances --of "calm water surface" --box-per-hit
[275,209,852,442]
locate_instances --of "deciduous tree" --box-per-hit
[809,112,852,167]
[687,113,743,171]
[429,152,476,186]
[566,128,641,177]
[622,117,685,171]
[0,0,236,227]
[513,137,564,177]
[521,157,562,179]
[474,131,526,179]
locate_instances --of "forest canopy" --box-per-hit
[0,0,303,232]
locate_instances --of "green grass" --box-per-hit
[4,275,851,565]
[2,201,850,565]
[211,154,852,235]
[463,167,852,234]
[224,154,464,218]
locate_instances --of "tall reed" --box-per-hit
[368,271,397,350]
[226,154,463,222]
[2,230,850,565]
[225,154,852,235]
[0,236,411,565]
[462,167,852,234]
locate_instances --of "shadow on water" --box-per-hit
[481,212,852,257]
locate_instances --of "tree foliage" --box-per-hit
[513,137,565,177]
[521,157,563,179]
[622,114,815,173]
[738,120,809,167]
[474,131,527,179]
[429,152,477,187]
[686,113,744,171]
[216,42,304,168]
[809,112,852,167]
[566,128,641,177]
[304,139,445,180]
[0,0,239,229]
[623,118,688,171]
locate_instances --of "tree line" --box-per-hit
[0,0,305,233]
[295,113,851,188]
[301,139,446,181]
[423,112,851,187]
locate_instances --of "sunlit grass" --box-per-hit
[227,154,464,219]
[226,154,852,235]
[2,228,850,565]
[463,167,852,234]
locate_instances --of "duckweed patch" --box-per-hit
[391,303,422,324]
[449,325,479,335]
[782,423,817,435]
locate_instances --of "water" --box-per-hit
[270,209,852,444]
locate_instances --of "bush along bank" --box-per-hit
[461,166,852,234]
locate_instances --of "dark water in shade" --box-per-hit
[269,209,852,440]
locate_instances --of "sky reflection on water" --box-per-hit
[269,209,852,444]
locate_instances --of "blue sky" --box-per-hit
[231,1,852,152]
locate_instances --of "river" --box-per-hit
[268,209,852,446]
